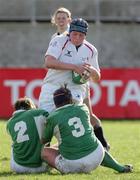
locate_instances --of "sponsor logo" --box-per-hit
[64,50,72,57]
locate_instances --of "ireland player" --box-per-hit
[41,85,133,174]
[6,97,49,173]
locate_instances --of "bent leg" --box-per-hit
[41,145,59,169]
[11,151,47,173]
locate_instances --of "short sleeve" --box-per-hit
[90,48,100,72]
[45,36,63,60]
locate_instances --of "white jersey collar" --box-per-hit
[13,109,26,115]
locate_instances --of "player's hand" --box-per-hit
[81,63,91,80]
[73,64,86,75]
[83,63,101,82]
[83,63,92,73]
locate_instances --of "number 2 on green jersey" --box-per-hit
[68,117,85,137]
[14,121,29,143]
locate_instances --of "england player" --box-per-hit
[6,97,49,173]
[51,7,71,39]
[41,85,133,174]
[38,18,110,150]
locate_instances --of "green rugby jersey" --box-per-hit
[43,104,99,160]
[7,109,49,167]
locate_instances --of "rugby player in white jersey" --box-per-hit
[39,18,110,150]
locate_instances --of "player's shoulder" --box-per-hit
[28,109,49,117]
[83,40,97,53]
[51,33,57,39]
[48,104,70,119]
[6,117,13,129]
[51,31,68,39]
[51,33,69,44]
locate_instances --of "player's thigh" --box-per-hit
[11,161,47,173]
[55,144,104,174]
[55,154,81,174]
[70,87,88,104]
[11,155,47,173]
[80,142,105,172]
[84,96,101,126]
[38,83,57,112]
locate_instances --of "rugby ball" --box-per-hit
[72,70,90,84]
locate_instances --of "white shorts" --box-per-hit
[38,83,88,113]
[10,150,47,173]
[55,142,105,174]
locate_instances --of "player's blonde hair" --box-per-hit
[51,7,72,25]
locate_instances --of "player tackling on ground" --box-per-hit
[6,97,49,173]
[41,85,133,174]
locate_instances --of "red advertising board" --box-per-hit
[0,68,46,118]
[0,68,140,119]
[90,68,140,119]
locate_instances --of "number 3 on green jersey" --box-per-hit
[68,117,85,137]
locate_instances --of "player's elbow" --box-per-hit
[44,55,56,68]
[91,69,101,83]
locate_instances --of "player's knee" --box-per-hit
[41,147,49,160]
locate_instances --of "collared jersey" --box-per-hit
[44,34,100,86]
[39,34,100,112]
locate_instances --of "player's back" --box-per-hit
[48,103,99,160]
[7,109,48,167]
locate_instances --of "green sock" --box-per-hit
[101,151,125,172]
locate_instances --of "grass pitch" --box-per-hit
[0,120,140,180]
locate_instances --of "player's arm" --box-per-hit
[83,48,101,83]
[44,36,76,71]
[41,119,53,145]
[45,55,87,75]
[6,122,11,135]
[45,36,86,74]
[45,55,76,71]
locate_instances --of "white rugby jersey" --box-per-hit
[44,34,100,87]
